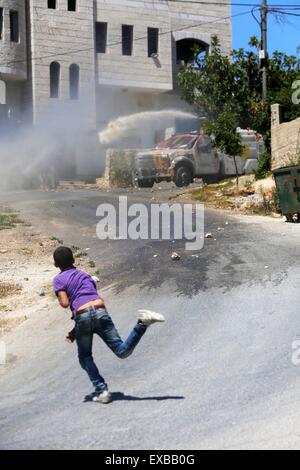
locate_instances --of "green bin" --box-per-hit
[273,166,300,221]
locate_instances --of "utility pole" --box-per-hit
[260,0,268,102]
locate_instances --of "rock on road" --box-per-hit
[1,189,300,450]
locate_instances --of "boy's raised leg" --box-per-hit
[96,313,147,359]
[95,310,165,360]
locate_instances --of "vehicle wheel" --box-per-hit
[174,165,193,187]
[137,179,154,188]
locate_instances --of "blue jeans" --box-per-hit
[75,307,147,392]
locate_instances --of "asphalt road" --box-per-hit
[1,188,300,450]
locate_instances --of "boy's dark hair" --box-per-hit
[53,246,75,270]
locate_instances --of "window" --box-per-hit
[176,39,208,65]
[95,22,107,53]
[50,62,60,98]
[10,11,19,43]
[122,25,133,56]
[0,9,3,40]
[157,135,197,150]
[48,0,56,9]
[148,27,159,57]
[197,136,212,153]
[68,0,76,12]
[69,64,79,100]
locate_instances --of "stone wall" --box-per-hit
[28,0,97,128]
[271,105,300,171]
[95,0,232,91]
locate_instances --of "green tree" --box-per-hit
[204,107,244,185]
[178,36,300,179]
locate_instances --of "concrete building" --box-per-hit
[0,0,232,179]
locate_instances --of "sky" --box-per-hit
[232,0,300,56]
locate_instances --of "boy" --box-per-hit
[53,246,165,404]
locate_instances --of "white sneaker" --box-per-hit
[137,309,165,327]
[92,390,113,404]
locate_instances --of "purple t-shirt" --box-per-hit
[53,268,101,317]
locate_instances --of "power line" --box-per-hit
[0,9,252,69]
[251,6,261,26]
[166,1,300,6]
[271,10,300,18]
[168,1,260,5]
[250,5,300,33]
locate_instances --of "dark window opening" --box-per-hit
[48,0,56,9]
[122,25,133,56]
[95,22,107,53]
[69,64,80,100]
[68,0,76,12]
[10,11,19,43]
[176,39,208,65]
[0,9,3,40]
[148,28,159,58]
[50,62,60,98]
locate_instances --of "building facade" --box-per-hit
[0,0,232,178]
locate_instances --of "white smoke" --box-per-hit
[0,103,197,190]
[0,98,102,190]
[99,110,198,145]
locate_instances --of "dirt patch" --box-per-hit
[192,180,238,209]
[0,317,26,335]
[0,282,20,299]
[172,176,279,217]
[0,214,98,336]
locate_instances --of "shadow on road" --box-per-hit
[83,392,185,403]
[112,392,185,401]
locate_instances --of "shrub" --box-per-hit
[109,150,136,187]
[256,152,271,180]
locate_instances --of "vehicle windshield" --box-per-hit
[156,135,198,150]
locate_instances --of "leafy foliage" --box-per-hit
[109,150,136,187]
[0,213,23,230]
[204,108,244,157]
[255,152,271,180]
[178,35,300,174]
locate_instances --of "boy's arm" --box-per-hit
[56,290,70,309]
[56,292,75,343]
[53,278,74,343]
[53,276,69,308]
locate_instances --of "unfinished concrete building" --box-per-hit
[0,0,232,179]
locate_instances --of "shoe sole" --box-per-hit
[93,396,113,404]
[138,316,165,325]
